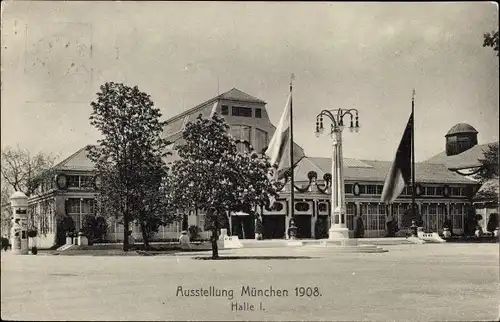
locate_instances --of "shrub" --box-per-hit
[487,213,499,232]
[353,216,365,238]
[255,218,264,234]
[401,208,422,228]
[188,225,200,240]
[31,246,38,255]
[1,237,10,251]
[81,215,108,244]
[57,216,76,245]
[314,217,328,239]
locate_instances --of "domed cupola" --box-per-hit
[445,123,478,156]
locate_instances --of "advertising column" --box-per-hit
[10,191,29,255]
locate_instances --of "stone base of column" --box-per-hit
[328,226,349,240]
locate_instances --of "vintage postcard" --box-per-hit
[1,2,499,321]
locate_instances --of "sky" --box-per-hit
[1,1,499,163]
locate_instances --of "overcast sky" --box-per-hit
[1,2,498,163]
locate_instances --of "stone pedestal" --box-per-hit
[179,233,191,250]
[219,229,228,240]
[217,236,243,249]
[328,226,349,240]
[78,236,88,246]
[66,237,73,245]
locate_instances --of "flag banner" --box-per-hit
[381,112,413,204]
[209,100,219,118]
[265,93,292,178]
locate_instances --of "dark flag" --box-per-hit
[381,112,413,204]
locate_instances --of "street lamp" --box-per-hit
[315,108,360,240]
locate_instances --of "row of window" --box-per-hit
[31,200,56,234]
[281,201,467,215]
[66,198,95,214]
[221,105,262,118]
[343,184,467,197]
[318,210,467,232]
[67,175,94,189]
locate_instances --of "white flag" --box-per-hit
[209,100,219,118]
[265,93,291,178]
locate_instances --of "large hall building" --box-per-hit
[28,89,497,247]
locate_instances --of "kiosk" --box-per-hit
[10,191,29,255]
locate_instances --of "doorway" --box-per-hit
[294,215,312,239]
[262,215,285,239]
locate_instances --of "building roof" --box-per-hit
[295,157,475,184]
[424,142,497,170]
[163,88,265,133]
[49,144,474,185]
[52,145,96,171]
[219,88,266,104]
[445,123,478,137]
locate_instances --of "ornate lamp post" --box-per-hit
[315,108,360,240]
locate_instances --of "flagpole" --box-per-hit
[289,74,295,220]
[411,89,416,220]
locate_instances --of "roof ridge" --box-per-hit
[164,88,266,124]
[53,145,91,169]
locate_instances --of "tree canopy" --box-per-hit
[1,146,57,235]
[483,30,499,56]
[167,113,279,258]
[475,142,499,183]
[1,146,56,197]
[87,82,172,250]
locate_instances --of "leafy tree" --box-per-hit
[473,143,499,203]
[167,113,279,259]
[87,82,172,251]
[483,30,499,56]
[475,143,499,182]
[132,154,177,248]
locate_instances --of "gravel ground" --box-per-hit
[1,243,498,321]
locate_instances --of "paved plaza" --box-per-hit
[1,244,499,321]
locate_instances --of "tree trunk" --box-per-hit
[123,212,129,252]
[141,223,150,250]
[211,226,219,259]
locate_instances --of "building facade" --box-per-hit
[28,88,493,247]
[424,123,499,233]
